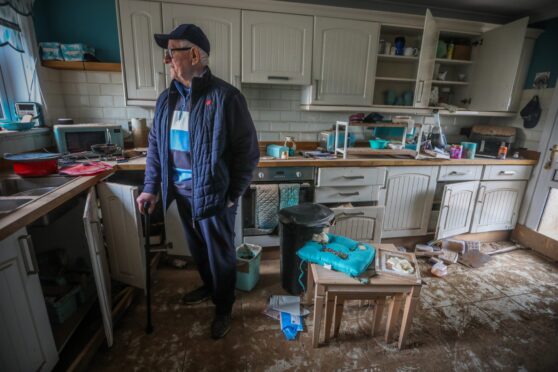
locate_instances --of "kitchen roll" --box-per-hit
[131,117,148,148]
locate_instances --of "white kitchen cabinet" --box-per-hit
[242,11,312,85]
[435,181,479,239]
[414,9,438,108]
[83,188,113,347]
[163,3,241,87]
[97,182,145,289]
[470,180,526,233]
[380,166,438,238]
[118,0,165,102]
[0,228,58,372]
[467,17,529,112]
[330,206,384,243]
[165,200,190,256]
[302,17,380,105]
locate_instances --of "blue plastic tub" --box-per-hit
[369,139,389,149]
[236,244,262,291]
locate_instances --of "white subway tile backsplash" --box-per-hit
[269,100,291,110]
[259,132,280,141]
[61,71,86,83]
[101,84,124,96]
[280,111,300,122]
[126,107,151,119]
[61,83,78,95]
[113,95,125,107]
[260,111,281,121]
[77,83,101,95]
[89,95,114,107]
[103,107,126,119]
[86,71,111,84]
[110,72,123,84]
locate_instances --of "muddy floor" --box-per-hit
[88,244,558,371]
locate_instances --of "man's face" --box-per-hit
[165,39,200,85]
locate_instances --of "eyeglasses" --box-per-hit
[165,47,192,59]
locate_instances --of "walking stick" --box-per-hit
[143,201,154,334]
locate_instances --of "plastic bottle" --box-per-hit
[498,142,508,159]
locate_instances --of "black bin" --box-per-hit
[278,203,335,295]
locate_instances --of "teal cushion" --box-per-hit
[297,234,375,277]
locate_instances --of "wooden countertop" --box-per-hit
[0,170,114,241]
[113,155,537,170]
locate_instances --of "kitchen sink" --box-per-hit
[0,198,35,215]
[0,175,73,197]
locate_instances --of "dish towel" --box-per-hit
[279,183,300,210]
[255,184,279,231]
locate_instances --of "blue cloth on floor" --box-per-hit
[297,234,376,277]
[279,183,300,210]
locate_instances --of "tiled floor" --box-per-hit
[88,246,558,371]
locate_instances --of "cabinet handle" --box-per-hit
[449,171,469,176]
[268,76,289,80]
[416,80,424,103]
[499,171,516,175]
[338,211,365,217]
[544,144,558,170]
[477,185,487,204]
[18,235,38,275]
[314,79,320,101]
[342,175,365,179]
[339,191,359,196]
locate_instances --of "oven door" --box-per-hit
[242,182,313,245]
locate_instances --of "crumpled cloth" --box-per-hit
[59,161,113,176]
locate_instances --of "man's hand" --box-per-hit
[137,192,157,214]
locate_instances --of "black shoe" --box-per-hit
[181,286,212,305]
[211,314,232,339]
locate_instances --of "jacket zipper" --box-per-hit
[188,85,196,229]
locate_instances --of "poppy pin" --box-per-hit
[205,99,212,106]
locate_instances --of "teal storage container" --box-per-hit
[266,144,289,158]
[236,244,262,291]
[46,286,80,324]
[61,43,95,61]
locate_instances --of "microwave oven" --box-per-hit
[54,124,124,153]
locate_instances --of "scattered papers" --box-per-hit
[265,295,309,340]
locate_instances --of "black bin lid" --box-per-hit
[278,203,334,227]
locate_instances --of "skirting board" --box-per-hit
[512,224,558,261]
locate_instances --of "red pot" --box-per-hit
[12,159,58,177]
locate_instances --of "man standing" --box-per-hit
[136,24,259,339]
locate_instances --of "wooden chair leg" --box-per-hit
[333,296,345,337]
[324,291,335,342]
[371,298,385,336]
[386,295,403,343]
[312,285,325,348]
[304,264,315,305]
[398,286,421,350]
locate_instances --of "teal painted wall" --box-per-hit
[33,0,120,62]
[524,18,558,88]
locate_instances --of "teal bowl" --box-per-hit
[369,139,389,149]
[0,121,35,131]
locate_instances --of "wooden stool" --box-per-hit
[307,244,422,350]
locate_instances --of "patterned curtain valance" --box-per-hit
[0,0,33,52]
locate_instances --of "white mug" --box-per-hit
[390,46,397,55]
[404,47,418,56]
[384,42,391,55]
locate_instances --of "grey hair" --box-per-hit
[178,39,209,67]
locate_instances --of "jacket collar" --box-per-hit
[169,67,212,107]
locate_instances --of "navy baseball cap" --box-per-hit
[154,24,210,55]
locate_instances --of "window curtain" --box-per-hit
[0,0,43,105]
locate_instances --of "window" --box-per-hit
[0,61,12,121]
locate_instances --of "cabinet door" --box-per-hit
[242,11,312,85]
[163,4,240,87]
[310,17,380,105]
[119,0,164,102]
[165,200,191,256]
[83,188,113,347]
[330,206,384,243]
[0,229,58,371]
[468,17,528,111]
[471,181,527,232]
[436,181,479,239]
[380,166,438,238]
[97,182,145,289]
[414,9,438,108]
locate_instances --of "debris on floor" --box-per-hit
[264,295,309,340]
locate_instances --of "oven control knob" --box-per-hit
[296,171,302,178]
[258,172,265,179]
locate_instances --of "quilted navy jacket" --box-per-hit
[143,69,259,220]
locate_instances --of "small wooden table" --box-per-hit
[307,244,422,350]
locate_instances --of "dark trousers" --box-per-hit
[174,194,237,315]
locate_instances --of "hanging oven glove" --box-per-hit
[520,95,542,129]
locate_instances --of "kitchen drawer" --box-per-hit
[330,205,384,243]
[315,185,380,203]
[482,165,532,181]
[438,166,483,181]
[317,167,386,187]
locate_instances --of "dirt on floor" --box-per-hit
[88,243,558,372]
